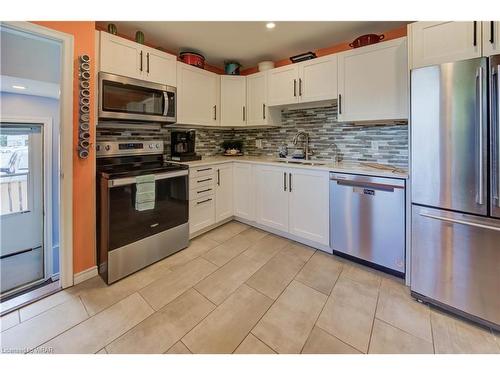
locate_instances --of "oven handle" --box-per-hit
[108,170,188,187]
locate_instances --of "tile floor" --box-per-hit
[1,221,499,354]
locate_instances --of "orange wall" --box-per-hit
[32,21,96,275]
[241,25,408,75]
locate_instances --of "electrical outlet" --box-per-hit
[255,139,263,149]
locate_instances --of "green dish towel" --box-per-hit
[135,175,155,211]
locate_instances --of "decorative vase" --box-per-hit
[135,31,145,44]
[107,23,117,35]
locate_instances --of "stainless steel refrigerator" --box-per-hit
[410,55,500,330]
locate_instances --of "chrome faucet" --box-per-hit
[292,131,310,160]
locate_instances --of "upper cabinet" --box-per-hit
[408,22,481,68]
[176,62,220,126]
[338,37,408,122]
[220,76,246,127]
[482,21,500,57]
[99,32,177,86]
[298,56,338,103]
[267,55,338,106]
[246,72,272,126]
[267,64,299,106]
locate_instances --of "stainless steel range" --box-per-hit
[96,140,189,284]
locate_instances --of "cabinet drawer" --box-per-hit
[189,186,215,200]
[190,175,215,191]
[189,196,215,233]
[190,166,215,178]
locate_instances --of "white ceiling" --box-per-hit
[97,21,410,68]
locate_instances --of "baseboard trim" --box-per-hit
[73,266,98,285]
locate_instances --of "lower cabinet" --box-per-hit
[288,168,330,245]
[254,164,330,246]
[214,163,234,222]
[255,164,290,232]
[233,163,254,221]
[189,162,330,247]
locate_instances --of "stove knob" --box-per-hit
[105,145,111,151]
[149,144,154,149]
[155,144,160,149]
[96,145,101,152]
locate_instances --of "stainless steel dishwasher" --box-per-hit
[330,173,405,276]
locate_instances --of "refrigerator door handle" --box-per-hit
[419,211,500,232]
[477,66,485,206]
[495,65,500,205]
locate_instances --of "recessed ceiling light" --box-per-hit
[12,85,26,90]
[266,22,276,29]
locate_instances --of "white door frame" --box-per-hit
[1,21,74,289]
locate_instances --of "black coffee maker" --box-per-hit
[170,130,201,161]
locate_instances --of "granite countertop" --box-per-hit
[171,156,408,179]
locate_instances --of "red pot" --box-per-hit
[349,34,385,48]
[179,52,205,69]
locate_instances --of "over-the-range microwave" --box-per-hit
[98,72,176,124]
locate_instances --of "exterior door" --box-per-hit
[254,165,289,232]
[288,169,330,246]
[411,58,488,216]
[0,124,45,296]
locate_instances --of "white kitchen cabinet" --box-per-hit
[267,64,299,106]
[246,72,271,126]
[288,169,330,246]
[190,196,215,234]
[143,46,177,86]
[482,21,500,57]
[99,32,177,86]
[177,62,220,126]
[338,37,408,122]
[298,55,338,103]
[409,22,481,68]
[254,164,289,232]
[233,163,254,221]
[214,164,234,222]
[100,32,142,80]
[220,76,246,127]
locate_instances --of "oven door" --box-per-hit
[98,72,176,123]
[106,170,188,251]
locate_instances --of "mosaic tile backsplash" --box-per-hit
[97,104,409,168]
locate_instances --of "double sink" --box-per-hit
[273,158,329,167]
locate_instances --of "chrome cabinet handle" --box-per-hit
[140,51,143,72]
[197,188,212,194]
[289,173,292,192]
[263,103,266,120]
[196,178,212,183]
[293,79,297,97]
[338,94,342,114]
[217,169,220,186]
[299,78,302,96]
[213,105,217,120]
[473,21,477,46]
[491,21,495,44]
[477,66,485,205]
[196,168,212,172]
[243,106,246,121]
[419,212,500,232]
[146,52,150,73]
[283,172,287,191]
